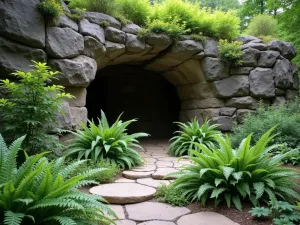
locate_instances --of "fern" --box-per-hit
[3,211,25,225]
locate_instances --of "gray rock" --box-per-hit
[172,40,203,53]
[225,96,259,109]
[70,107,88,129]
[46,27,84,59]
[249,68,275,98]
[213,76,249,98]
[236,109,255,123]
[258,50,280,67]
[126,34,145,53]
[0,0,45,48]
[61,1,70,13]
[203,38,218,57]
[285,90,299,100]
[273,58,294,89]
[85,12,121,29]
[65,87,87,107]
[181,98,225,110]
[293,73,299,90]
[219,107,236,117]
[234,36,262,44]
[272,96,286,105]
[211,116,237,132]
[229,67,254,75]
[122,24,141,34]
[201,57,229,81]
[240,48,260,67]
[105,27,126,44]
[79,19,105,44]
[192,51,205,59]
[241,42,267,51]
[0,37,47,77]
[275,88,286,96]
[48,55,97,87]
[146,33,172,53]
[268,40,297,60]
[105,41,126,59]
[83,36,106,59]
[56,101,73,130]
[58,15,78,31]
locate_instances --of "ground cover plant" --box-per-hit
[168,119,221,157]
[218,39,244,65]
[155,184,190,207]
[168,128,300,211]
[0,134,116,225]
[66,111,148,169]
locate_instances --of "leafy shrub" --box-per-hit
[258,35,277,44]
[168,119,220,157]
[169,128,300,211]
[146,19,187,39]
[69,0,116,15]
[0,134,116,225]
[66,111,148,169]
[190,33,206,42]
[137,28,151,39]
[155,184,190,207]
[272,145,300,165]
[218,39,243,65]
[0,61,73,155]
[246,14,277,37]
[37,0,63,20]
[65,7,86,21]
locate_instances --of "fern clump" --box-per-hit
[0,134,116,225]
[169,127,300,211]
[168,119,221,157]
[66,111,149,169]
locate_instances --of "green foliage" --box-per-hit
[0,61,73,155]
[246,14,277,37]
[146,19,187,39]
[272,145,300,165]
[249,207,271,219]
[66,111,149,169]
[69,0,116,15]
[218,39,243,65]
[99,21,110,28]
[168,119,220,157]
[169,128,300,211]
[199,0,241,11]
[137,28,151,39]
[0,134,116,225]
[190,33,206,42]
[155,184,190,207]
[37,0,63,19]
[65,7,86,21]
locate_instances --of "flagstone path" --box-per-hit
[90,140,240,225]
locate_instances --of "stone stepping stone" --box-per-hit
[115,178,136,183]
[139,221,176,225]
[108,205,125,219]
[89,183,156,204]
[144,157,157,163]
[152,168,178,180]
[177,212,240,225]
[159,157,179,162]
[126,202,190,221]
[115,220,136,225]
[131,165,156,172]
[122,171,153,179]
[156,161,173,168]
[137,178,170,188]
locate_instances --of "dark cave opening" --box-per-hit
[86,65,180,138]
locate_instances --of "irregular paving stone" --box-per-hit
[152,168,178,180]
[122,171,153,179]
[268,40,297,60]
[229,67,254,75]
[126,34,145,53]
[146,33,172,53]
[85,12,121,29]
[144,158,157,163]
[65,87,86,107]
[58,15,78,31]
[156,161,173,168]
[273,58,294,89]
[79,19,105,43]
[0,0,45,48]
[236,109,255,123]
[213,76,249,98]
[201,57,229,81]
[108,205,125,219]
[139,221,176,225]
[203,38,218,57]
[137,178,170,188]
[258,50,280,67]
[211,116,237,132]
[240,48,260,67]
[46,27,84,59]
[122,24,141,34]
[235,35,262,44]
[219,107,237,117]
[177,212,239,225]
[115,220,136,225]
[114,178,136,183]
[0,37,47,77]
[83,36,106,59]
[249,68,275,98]
[131,165,156,172]
[159,157,179,162]
[105,27,126,44]
[89,183,156,204]
[126,202,190,221]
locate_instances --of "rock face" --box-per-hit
[249,68,275,98]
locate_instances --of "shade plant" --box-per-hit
[168,127,300,211]
[66,111,149,169]
[218,39,244,65]
[0,134,116,225]
[168,119,221,157]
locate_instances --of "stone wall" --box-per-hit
[0,0,299,133]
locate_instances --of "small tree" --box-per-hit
[246,14,277,37]
[0,61,73,154]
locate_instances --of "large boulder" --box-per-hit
[122,24,141,35]
[105,27,126,44]
[105,41,126,59]
[85,12,121,29]
[241,42,267,51]
[46,27,84,59]
[234,36,262,44]
[83,36,106,59]
[258,50,280,67]
[229,67,254,75]
[58,15,78,31]
[126,34,146,53]
[268,40,297,60]
[211,116,237,132]
[48,55,97,87]
[203,38,218,57]
[249,68,275,98]
[225,96,259,109]
[70,107,88,129]
[65,87,87,107]
[0,37,47,77]
[240,48,260,67]
[273,58,294,89]
[146,33,172,53]
[0,0,45,48]
[56,101,74,130]
[213,76,249,98]
[79,19,105,44]
[201,57,229,81]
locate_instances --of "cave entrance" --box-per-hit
[86,65,181,138]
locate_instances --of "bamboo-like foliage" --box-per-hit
[169,127,300,211]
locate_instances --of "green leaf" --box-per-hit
[4,211,25,225]
[222,166,235,180]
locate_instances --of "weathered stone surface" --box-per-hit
[242,42,267,51]
[213,76,249,98]
[177,212,239,225]
[181,98,224,110]
[115,220,136,225]
[114,178,136,183]
[105,27,126,44]
[235,36,262,44]
[0,0,45,48]
[178,83,214,100]
[258,50,280,67]
[83,36,106,59]
[240,48,260,67]
[126,202,190,221]
[180,110,204,123]
[89,183,156,204]
[79,19,105,44]
[48,55,97,87]
[275,88,286,96]
[219,107,236,117]
[58,15,78,31]
[156,161,173,168]
[122,24,141,34]
[59,133,75,146]
[144,157,157,163]
[108,205,125,220]
[211,116,236,132]
[106,41,126,59]
[293,73,299,90]
[137,178,170,188]
[139,222,175,225]
[229,67,254,75]
[203,38,218,57]
[152,168,178,180]
[285,90,299,100]
[201,108,220,119]
[65,87,86,107]
[192,51,205,59]
[236,109,255,123]
[146,33,172,53]
[126,34,145,53]
[249,68,275,98]
[201,57,229,81]
[70,107,87,129]
[174,59,206,83]
[163,70,190,86]
[0,37,47,77]
[46,27,84,59]
[131,165,156,172]
[56,102,73,130]
[225,96,258,109]
[85,12,121,29]
[273,96,286,105]
[268,40,297,60]
[122,171,153,179]
[273,59,294,89]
